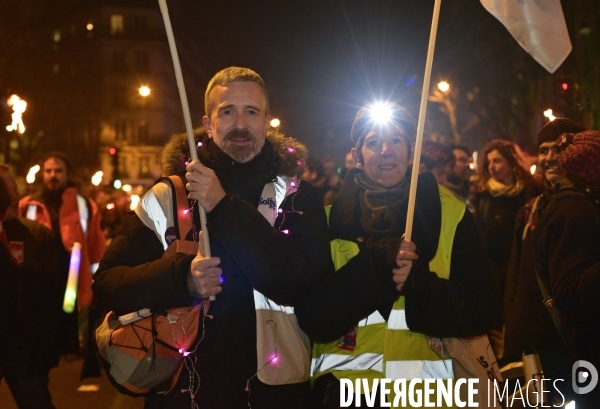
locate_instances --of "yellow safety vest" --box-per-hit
[312,185,465,407]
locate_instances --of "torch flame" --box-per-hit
[6,94,27,134]
[26,165,40,184]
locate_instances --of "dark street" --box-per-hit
[0,359,144,409]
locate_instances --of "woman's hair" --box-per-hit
[474,139,535,193]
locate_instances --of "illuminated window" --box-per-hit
[110,15,124,35]
[53,30,61,42]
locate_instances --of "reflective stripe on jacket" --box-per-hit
[312,185,465,389]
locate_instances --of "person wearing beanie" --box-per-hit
[503,119,585,393]
[533,130,600,408]
[295,103,499,407]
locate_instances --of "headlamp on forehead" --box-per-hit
[369,102,394,124]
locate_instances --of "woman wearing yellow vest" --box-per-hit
[295,104,500,408]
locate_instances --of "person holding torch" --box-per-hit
[295,103,499,407]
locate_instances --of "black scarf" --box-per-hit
[354,170,411,247]
[330,169,441,262]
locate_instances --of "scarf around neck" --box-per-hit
[486,178,524,198]
[354,170,411,247]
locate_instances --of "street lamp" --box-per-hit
[429,81,460,144]
[270,118,281,128]
[139,86,151,97]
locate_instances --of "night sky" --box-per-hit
[169,0,525,161]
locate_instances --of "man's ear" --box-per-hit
[351,148,361,168]
[202,116,212,138]
[265,115,271,133]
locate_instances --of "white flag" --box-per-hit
[481,0,572,73]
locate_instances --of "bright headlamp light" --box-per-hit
[369,102,393,124]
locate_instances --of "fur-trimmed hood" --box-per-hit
[161,127,308,180]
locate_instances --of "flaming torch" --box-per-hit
[6,95,27,134]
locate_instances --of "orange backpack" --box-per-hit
[95,176,203,397]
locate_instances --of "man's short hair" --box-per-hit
[204,66,269,117]
[40,151,72,175]
[450,144,471,157]
[420,140,455,171]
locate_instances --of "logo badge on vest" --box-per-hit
[165,226,177,246]
[337,324,358,351]
[259,197,276,209]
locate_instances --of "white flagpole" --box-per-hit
[158,0,214,301]
[405,0,442,241]
[158,0,210,259]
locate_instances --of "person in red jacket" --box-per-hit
[18,152,106,359]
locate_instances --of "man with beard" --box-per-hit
[18,152,106,361]
[92,66,332,408]
[503,118,585,401]
[446,144,473,204]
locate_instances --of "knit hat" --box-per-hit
[350,104,415,149]
[537,118,585,146]
[558,131,600,188]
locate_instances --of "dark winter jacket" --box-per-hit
[295,169,499,343]
[0,217,64,371]
[472,189,529,309]
[534,175,600,389]
[503,192,570,377]
[93,130,333,409]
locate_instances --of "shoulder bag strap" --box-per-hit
[167,175,193,240]
[534,268,568,346]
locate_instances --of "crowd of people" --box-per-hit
[1,65,599,409]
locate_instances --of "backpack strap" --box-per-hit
[522,196,541,240]
[161,176,196,258]
[161,175,193,240]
